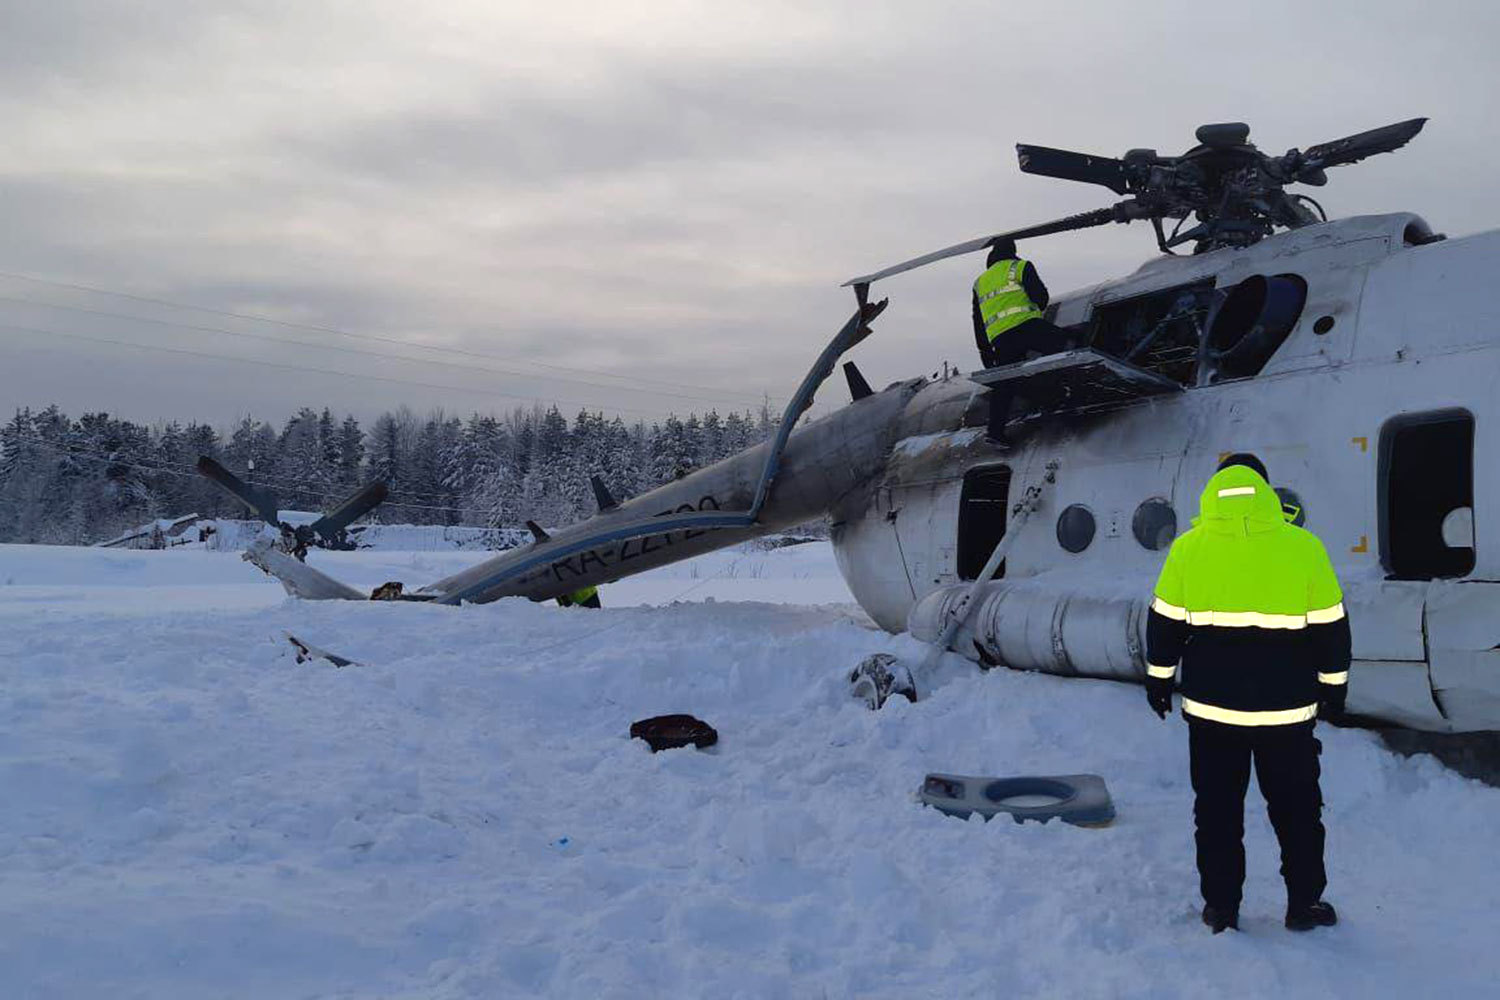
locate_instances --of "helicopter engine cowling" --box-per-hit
[1207,274,1308,379]
[907,580,1148,682]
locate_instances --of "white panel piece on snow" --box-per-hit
[920,773,1115,827]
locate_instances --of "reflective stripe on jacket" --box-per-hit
[974,258,1044,342]
[1145,465,1352,725]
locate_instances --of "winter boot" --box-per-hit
[1285,900,1338,931]
[1201,903,1239,934]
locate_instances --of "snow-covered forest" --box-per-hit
[0,403,776,545]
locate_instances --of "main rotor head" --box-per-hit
[844,117,1428,289]
[1015,117,1427,253]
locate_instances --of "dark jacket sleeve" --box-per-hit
[973,292,994,365]
[1306,537,1352,692]
[1146,542,1189,680]
[1311,616,1352,688]
[1022,264,1050,311]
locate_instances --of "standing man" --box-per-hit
[1145,453,1351,934]
[972,239,1076,445]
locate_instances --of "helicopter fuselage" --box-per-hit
[832,212,1500,732]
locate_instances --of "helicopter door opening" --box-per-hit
[1379,410,1475,580]
[1089,279,1216,385]
[958,465,1012,581]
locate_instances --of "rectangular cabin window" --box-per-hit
[958,465,1011,581]
[1380,410,1475,580]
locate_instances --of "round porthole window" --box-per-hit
[1056,504,1096,553]
[1132,499,1177,551]
[1275,486,1306,527]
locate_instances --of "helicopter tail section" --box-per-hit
[222,299,916,607]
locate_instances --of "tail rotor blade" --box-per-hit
[309,479,389,542]
[1016,144,1131,195]
[196,456,281,527]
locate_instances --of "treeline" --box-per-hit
[0,403,776,545]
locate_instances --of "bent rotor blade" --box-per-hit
[196,455,280,527]
[1016,144,1130,195]
[308,479,389,543]
[1301,117,1427,170]
[842,206,1124,287]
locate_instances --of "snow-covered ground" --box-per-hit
[2,541,1497,998]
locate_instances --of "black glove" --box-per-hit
[1319,683,1347,722]
[1146,676,1174,720]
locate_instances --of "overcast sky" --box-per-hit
[2,0,1497,428]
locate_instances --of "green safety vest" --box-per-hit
[974,258,1044,342]
[558,585,599,607]
[1148,465,1347,726]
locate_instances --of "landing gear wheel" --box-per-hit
[849,653,917,710]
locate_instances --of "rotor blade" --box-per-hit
[842,206,1125,287]
[1300,117,1427,170]
[1016,144,1131,195]
[308,479,389,541]
[196,456,281,527]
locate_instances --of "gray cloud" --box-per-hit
[0,0,1497,429]
[301,65,917,189]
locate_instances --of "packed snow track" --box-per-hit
[1,542,1496,998]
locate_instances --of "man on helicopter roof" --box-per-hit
[972,238,1079,444]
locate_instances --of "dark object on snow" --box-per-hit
[285,631,359,668]
[630,714,718,752]
[371,581,405,600]
[1202,903,1239,934]
[1285,899,1338,932]
[919,772,1115,827]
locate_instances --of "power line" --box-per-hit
[0,268,774,404]
[0,322,710,421]
[0,293,770,409]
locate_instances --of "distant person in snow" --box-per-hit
[557,585,601,609]
[1145,453,1351,935]
[972,238,1078,445]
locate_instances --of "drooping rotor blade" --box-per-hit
[308,478,389,543]
[1299,117,1427,171]
[842,206,1125,287]
[196,456,281,527]
[1016,144,1131,195]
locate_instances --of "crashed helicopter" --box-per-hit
[202,117,1500,735]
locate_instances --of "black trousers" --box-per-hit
[1188,719,1327,910]
[982,319,1073,439]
